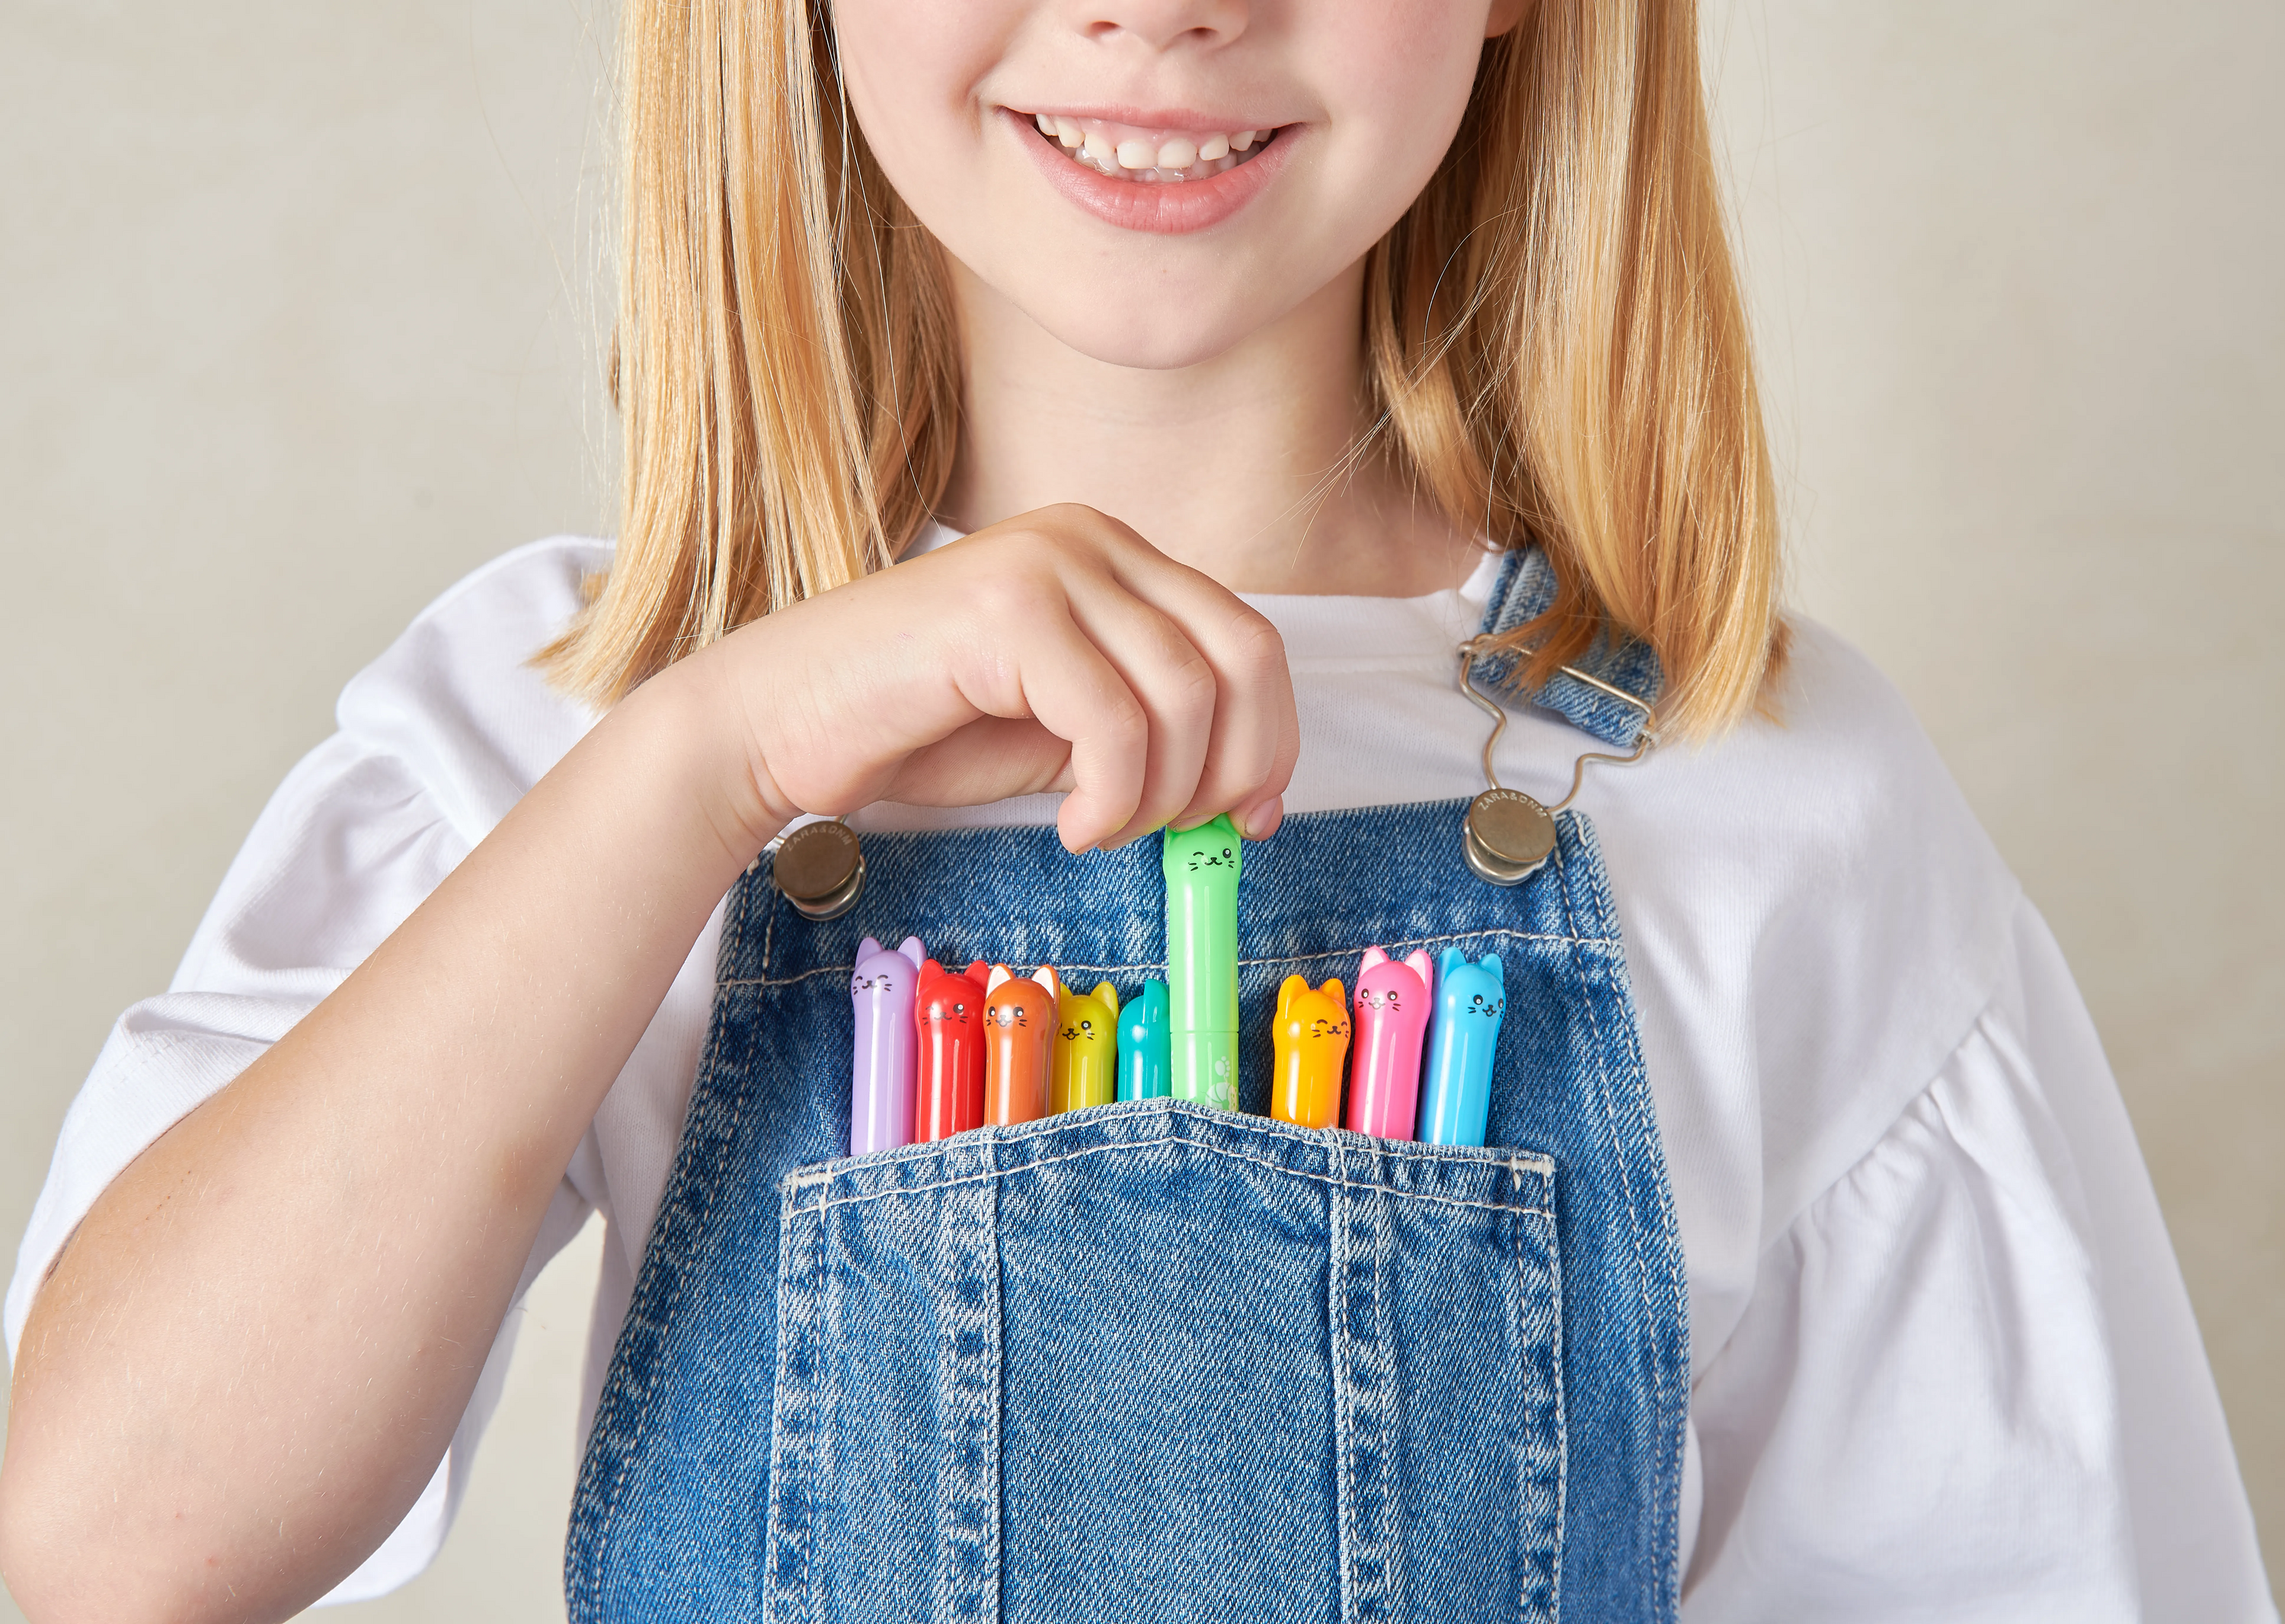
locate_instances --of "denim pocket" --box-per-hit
[765,1099,1562,1624]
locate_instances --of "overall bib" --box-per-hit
[566,552,1689,1624]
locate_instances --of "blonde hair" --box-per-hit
[546,0,1783,737]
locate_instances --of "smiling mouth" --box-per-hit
[1024,112,1281,184]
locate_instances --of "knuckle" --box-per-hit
[1166,647,1219,718]
[1100,691,1149,746]
[967,569,1056,625]
[1228,610,1288,681]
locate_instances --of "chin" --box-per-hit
[991,270,1323,372]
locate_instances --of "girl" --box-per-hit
[2,2,2270,1621]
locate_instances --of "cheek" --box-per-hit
[1307,1,1494,193]
[833,0,1014,187]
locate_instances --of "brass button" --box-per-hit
[772,819,865,921]
[1462,788,1555,887]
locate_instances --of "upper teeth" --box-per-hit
[1031,113,1274,183]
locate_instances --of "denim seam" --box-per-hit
[1544,1197,1568,1624]
[1331,1141,1357,1624]
[1372,1169,1402,1621]
[1553,822,1670,1622]
[786,1103,1555,1183]
[569,883,761,1616]
[1577,830,1689,1616]
[721,928,1620,989]
[769,1201,825,1624]
[788,1136,1555,1221]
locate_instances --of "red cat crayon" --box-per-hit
[915,957,989,1141]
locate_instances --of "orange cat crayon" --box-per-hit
[1271,974,1351,1130]
[1053,979,1121,1112]
[984,964,1058,1126]
[914,957,988,1141]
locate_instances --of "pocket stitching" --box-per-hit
[721,924,1621,989]
[791,1133,1552,1221]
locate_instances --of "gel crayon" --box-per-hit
[914,957,988,1141]
[1118,979,1172,1101]
[1419,948,1507,1147]
[1163,814,1242,1110]
[984,964,1058,1126]
[1346,946,1435,1140]
[848,934,922,1154]
[1270,975,1351,1130]
[1053,978,1120,1112]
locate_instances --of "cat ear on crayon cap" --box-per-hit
[1277,973,1309,1019]
[919,957,946,983]
[1476,951,1506,983]
[858,936,883,961]
[896,935,924,967]
[1360,945,1390,971]
[1322,978,1345,1004]
[1092,981,1119,1015]
[1440,947,1469,978]
[986,964,1012,993]
[964,960,990,984]
[1032,964,1062,999]
[1405,949,1436,989]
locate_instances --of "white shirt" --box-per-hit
[8,534,2272,1619]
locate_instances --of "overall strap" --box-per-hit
[1472,549,1663,750]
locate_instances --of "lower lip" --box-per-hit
[1005,111,1293,235]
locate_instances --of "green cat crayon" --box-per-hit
[1162,814,1242,1110]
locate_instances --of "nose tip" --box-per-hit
[1078,0,1248,52]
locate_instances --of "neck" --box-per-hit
[938,258,1480,597]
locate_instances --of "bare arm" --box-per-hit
[0,662,766,1624]
[0,510,1296,1624]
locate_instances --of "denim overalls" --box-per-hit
[566,551,1689,1623]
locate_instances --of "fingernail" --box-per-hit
[1236,795,1283,840]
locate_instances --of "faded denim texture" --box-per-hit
[567,555,1689,1623]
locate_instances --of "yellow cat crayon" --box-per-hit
[1271,975,1351,1130]
[1053,980,1121,1112]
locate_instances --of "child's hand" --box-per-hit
[700,504,1300,853]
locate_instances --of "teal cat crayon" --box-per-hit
[1118,978,1171,1101]
[1419,948,1507,1147]
[1162,815,1242,1109]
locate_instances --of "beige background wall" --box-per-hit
[2,2,2276,1618]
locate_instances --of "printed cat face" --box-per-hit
[1276,975,1350,1044]
[851,935,923,1001]
[1162,812,1243,882]
[1058,980,1120,1047]
[916,957,988,1027]
[983,963,1057,1028]
[1353,946,1435,1025]
[1437,947,1506,1019]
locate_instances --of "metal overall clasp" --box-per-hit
[1454,635,1657,886]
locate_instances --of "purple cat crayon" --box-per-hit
[849,935,923,1155]
[1346,946,1435,1140]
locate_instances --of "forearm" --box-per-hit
[0,663,774,1624]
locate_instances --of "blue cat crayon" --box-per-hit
[1118,978,1172,1101]
[1163,815,1242,1109]
[1419,948,1507,1146]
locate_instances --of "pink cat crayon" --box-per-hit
[1346,947,1435,1140]
[849,935,923,1155]
[984,964,1058,1126]
[915,957,988,1142]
